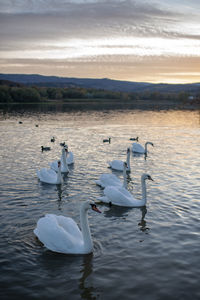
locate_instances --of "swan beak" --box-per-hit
[92,206,102,213]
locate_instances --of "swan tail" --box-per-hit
[107,161,111,168]
[98,196,110,203]
[94,180,101,186]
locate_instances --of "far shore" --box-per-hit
[0,98,199,111]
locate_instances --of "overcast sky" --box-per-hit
[0,0,200,83]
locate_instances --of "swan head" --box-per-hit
[58,160,61,168]
[90,203,101,213]
[127,147,130,153]
[82,201,101,213]
[146,142,154,147]
[142,174,153,181]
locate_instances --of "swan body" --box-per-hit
[37,161,63,184]
[95,162,127,188]
[50,148,69,173]
[65,151,74,165]
[34,201,101,254]
[132,142,154,154]
[108,148,131,172]
[64,145,74,164]
[99,174,153,207]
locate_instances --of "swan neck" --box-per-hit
[145,142,148,153]
[126,152,130,170]
[56,166,62,183]
[141,177,147,205]
[145,142,151,154]
[62,151,68,168]
[123,167,127,189]
[80,205,93,253]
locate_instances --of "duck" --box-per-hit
[64,145,74,165]
[108,148,131,172]
[129,137,139,141]
[60,142,66,147]
[50,148,69,173]
[95,162,127,188]
[37,161,63,184]
[132,141,154,154]
[98,173,153,207]
[51,137,55,143]
[103,137,111,143]
[34,201,101,254]
[41,146,51,151]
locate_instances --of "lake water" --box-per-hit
[0,103,200,300]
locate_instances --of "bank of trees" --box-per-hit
[0,84,199,104]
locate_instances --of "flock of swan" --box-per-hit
[34,139,154,254]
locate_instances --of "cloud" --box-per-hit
[0,0,199,82]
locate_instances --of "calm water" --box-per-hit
[0,104,200,300]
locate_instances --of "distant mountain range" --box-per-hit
[0,73,200,94]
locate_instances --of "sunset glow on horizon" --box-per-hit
[0,0,200,84]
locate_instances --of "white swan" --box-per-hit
[64,145,74,165]
[95,162,127,188]
[37,161,63,184]
[107,148,131,172]
[34,201,101,254]
[98,173,153,207]
[132,142,154,154]
[50,148,69,173]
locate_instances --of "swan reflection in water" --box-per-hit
[103,205,150,233]
[103,205,132,219]
[79,254,97,300]
[138,206,150,233]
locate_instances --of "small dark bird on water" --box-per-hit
[18,121,23,124]
[51,137,55,142]
[60,142,66,147]
[103,137,111,143]
[41,146,51,151]
[35,124,39,127]
[129,137,139,141]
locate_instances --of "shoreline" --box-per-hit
[0,98,199,111]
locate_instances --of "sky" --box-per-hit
[0,0,200,83]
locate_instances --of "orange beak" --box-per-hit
[92,206,101,213]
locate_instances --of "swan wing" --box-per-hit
[104,186,137,207]
[107,160,123,171]
[100,173,122,187]
[96,173,122,188]
[53,215,82,239]
[34,214,84,254]
[66,152,74,164]
[132,143,144,153]
[37,168,58,184]
[50,160,58,172]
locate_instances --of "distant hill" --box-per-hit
[0,73,199,94]
[0,79,23,87]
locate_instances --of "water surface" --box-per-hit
[0,104,200,299]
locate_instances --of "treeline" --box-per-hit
[0,84,199,103]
